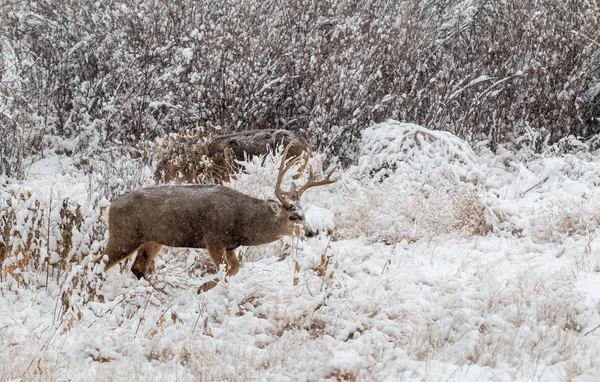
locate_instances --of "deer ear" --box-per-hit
[267,200,282,214]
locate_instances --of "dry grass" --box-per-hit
[531,194,600,243]
[332,179,492,244]
[0,333,76,382]
[0,192,106,288]
[150,129,233,185]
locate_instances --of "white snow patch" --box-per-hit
[181,47,194,63]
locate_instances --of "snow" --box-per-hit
[585,82,600,102]
[2,122,600,380]
[6,149,88,205]
[304,204,335,234]
[181,47,194,63]
[350,121,483,185]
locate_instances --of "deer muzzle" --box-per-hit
[302,221,317,238]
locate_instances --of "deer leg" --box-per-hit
[131,242,163,279]
[206,246,225,268]
[202,246,244,292]
[200,246,226,292]
[224,250,240,277]
[200,248,241,292]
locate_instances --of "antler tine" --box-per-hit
[294,165,339,200]
[274,144,301,209]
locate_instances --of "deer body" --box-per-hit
[207,129,310,182]
[97,146,336,291]
[108,185,299,250]
[207,129,309,164]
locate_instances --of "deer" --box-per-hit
[155,129,310,184]
[95,145,337,291]
[207,129,310,181]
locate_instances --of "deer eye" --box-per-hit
[289,216,298,221]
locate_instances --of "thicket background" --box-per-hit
[1,0,600,179]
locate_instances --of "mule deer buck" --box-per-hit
[155,129,310,184]
[96,145,336,291]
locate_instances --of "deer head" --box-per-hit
[272,144,338,237]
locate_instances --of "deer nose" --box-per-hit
[303,222,316,237]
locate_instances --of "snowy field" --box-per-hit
[2,122,600,381]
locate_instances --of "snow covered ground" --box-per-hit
[2,122,600,381]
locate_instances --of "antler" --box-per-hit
[292,165,338,201]
[274,144,338,208]
[274,144,301,209]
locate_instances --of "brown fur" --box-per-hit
[95,185,313,290]
[206,129,310,182]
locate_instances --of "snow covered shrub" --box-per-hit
[0,64,44,179]
[424,0,600,147]
[76,147,155,201]
[333,179,491,243]
[55,198,107,267]
[152,129,227,184]
[153,129,311,185]
[2,0,201,153]
[0,39,25,179]
[0,189,106,288]
[349,121,484,186]
[0,192,43,285]
[543,135,593,156]
[336,122,492,242]
[0,118,24,179]
[531,194,600,243]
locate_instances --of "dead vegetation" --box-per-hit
[152,128,310,184]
